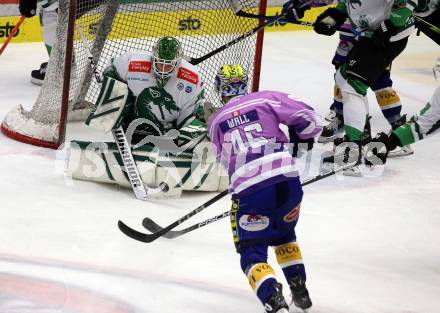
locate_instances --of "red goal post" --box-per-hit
[1,0,267,149]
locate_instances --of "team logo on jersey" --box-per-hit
[177,67,199,84]
[239,214,270,231]
[283,205,301,223]
[177,82,184,90]
[232,110,240,117]
[185,86,193,93]
[128,61,152,73]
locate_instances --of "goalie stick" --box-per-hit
[134,161,357,241]
[118,190,228,243]
[76,25,166,201]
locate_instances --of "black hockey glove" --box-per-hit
[372,20,398,46]
[363,132,401,166]
[289,126,314,158]
[281,0,310,23]
[19,0,37,17]
[314,8,346,36]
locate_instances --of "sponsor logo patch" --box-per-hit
[177,82,184,90]
[283,206,300,223]
[177,67,199,84]
[128,61,151,73]
[239,214,269,232]
[185,85,193,93]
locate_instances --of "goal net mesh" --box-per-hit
[1,0,265,148]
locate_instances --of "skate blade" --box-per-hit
[30,77,44,86]
[342,166,362,177]
[288,307,311,313]
[388,145,414,158]
[318,135,337,144]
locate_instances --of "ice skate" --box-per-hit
[289,276,312,312]
[30,62,48,85]
[264,283,289,313]
[318,112,344,143]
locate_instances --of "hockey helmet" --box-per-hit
[215,64,249,102]
[152,36,183,81]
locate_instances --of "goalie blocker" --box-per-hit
[67,75,228,197]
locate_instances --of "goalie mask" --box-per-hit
[215,64,249,103]
[152,36,183,82]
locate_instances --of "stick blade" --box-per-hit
[118,220,160,243]
[142,218,180,239]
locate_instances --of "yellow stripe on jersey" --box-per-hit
[274,242,303,269]
[247,263,276,292]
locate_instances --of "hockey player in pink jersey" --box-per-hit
[208,65,323,313]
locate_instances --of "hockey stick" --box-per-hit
[141,161,356,239]
[227,0,348,32]
[118,189,228,243]
[415,15,440,34]
[76,24,166,201]
[187,9,287,65]
[142,210,230,239]
[0,15,26,56]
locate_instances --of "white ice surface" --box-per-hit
[0,32,439,313]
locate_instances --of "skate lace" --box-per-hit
[41,63,48,75]
[325,116,342,132]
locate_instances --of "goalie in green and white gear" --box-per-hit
[92,36,207,150]
[68,37,228,197]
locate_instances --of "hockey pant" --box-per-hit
[230,178,306,305]
[393,86,440,146]
[336,37,408,140]
[332,34,402,123]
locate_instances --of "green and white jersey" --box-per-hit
[414,0,439,16]
[106,51,205,136]
[338,0,416,41]
[393,86,440,145]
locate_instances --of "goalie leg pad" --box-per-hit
[66,140,227,197]
[85,76,133,133]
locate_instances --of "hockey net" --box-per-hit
[1,0,266,149]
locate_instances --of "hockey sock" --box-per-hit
[375,87,402,124]
[274,242,306,282]
[247,263,278,304]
